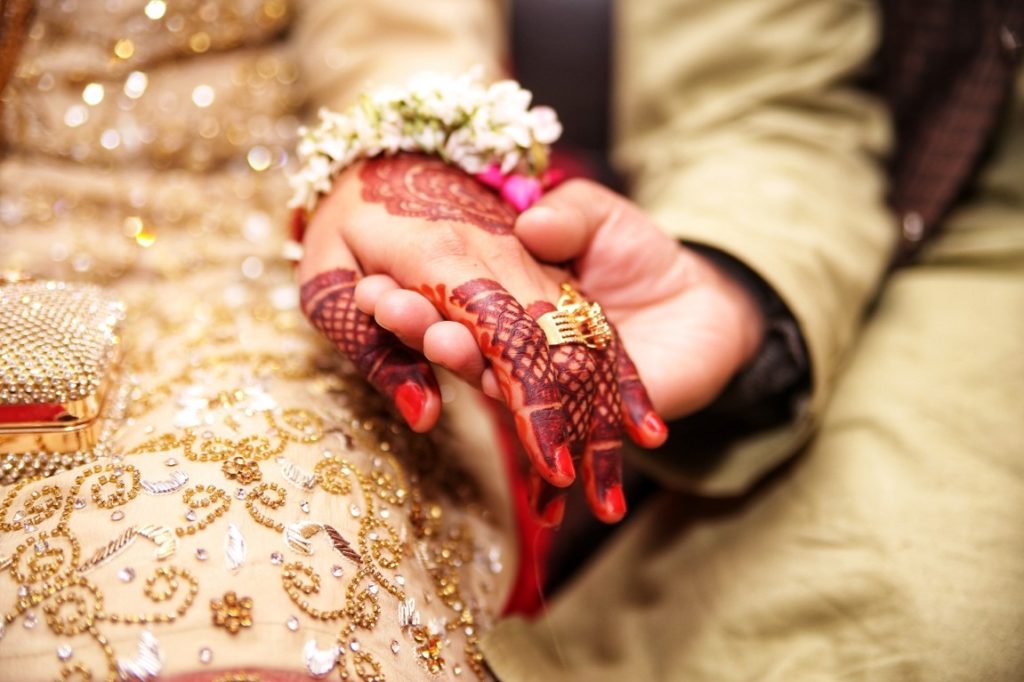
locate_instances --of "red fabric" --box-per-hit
[486,396,554,617]
[289,207,307,243]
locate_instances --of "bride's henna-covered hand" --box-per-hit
[298,154,667,521]
[299,270,437,430]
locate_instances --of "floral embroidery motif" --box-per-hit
[210,591,254,635]
[221,456,262,485]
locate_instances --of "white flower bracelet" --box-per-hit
[288,69,564,220]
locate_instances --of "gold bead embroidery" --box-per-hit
[221,455,262,484]
[104,566,198,625]
[90,465,141,508]
[244,481,286,531]
[175,485,230,537]
[281,561,346,621]
[211,590,254,635]
[1,480,62,531]
[351,651,385,682]
[314,455,355,495]
[265,407,324,444]
[2,325,494,680]
[411,625,445,675]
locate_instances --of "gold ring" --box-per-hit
[537,310,586,346]
[537,283,613,349]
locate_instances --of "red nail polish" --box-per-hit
[551,444,575,485]
[394,382,426,428]
[601,485,627,523]
[539,497,566,527]
[643,411,668,438]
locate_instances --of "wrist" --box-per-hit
[682,243,810,419]
[704,255,767,369]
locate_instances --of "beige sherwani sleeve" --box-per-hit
[291,0,508,111]
[614,0,896,494]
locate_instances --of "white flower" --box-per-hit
[528,106,562,144]
[500,149,522,175]
[501,121,533,149]
[487,80,532,124]
[288,67,563,212]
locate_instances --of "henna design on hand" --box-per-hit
[434,279,574,485]
[585,344,627,522]
[521,301,595,524]
[530,340,628,526]
[526,301,596,458]
[300,269,438,428]
[360,155,517,233]
[613,330,667,448]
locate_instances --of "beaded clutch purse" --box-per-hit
[0,276,127,484]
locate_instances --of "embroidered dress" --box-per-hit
[0,2,516,680]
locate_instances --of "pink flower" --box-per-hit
[475,163,506,190]
[500,174,544,211]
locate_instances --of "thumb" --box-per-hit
[513,179,626,263]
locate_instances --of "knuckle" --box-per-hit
[478,236,527,264]
[416,227,470,262]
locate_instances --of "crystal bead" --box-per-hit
[198,647,212,664]
[331,565,343,578]
[300,500,310,513]
[390,640,400,655]
[270,551,284,565]
[57,644,73,661]
[165,458,178,466]
[117,567,136,582]
[73,498,86,510]
[195,548,208,561]
[286,616,299,632]
[110,510,125,521]
[185,510,197,522]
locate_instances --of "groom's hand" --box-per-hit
[514,179,766,422]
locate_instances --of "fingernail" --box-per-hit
[551,444,575,485]
[394,382,426,428]
[600,485,627,523]
[538,497,566,527]
[643,411,668,438]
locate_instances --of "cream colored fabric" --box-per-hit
[0,1,516,680]
[486,71,1024,682]
[292,0,507,112]
[485,30,1024,682]
[614,0,896,494]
